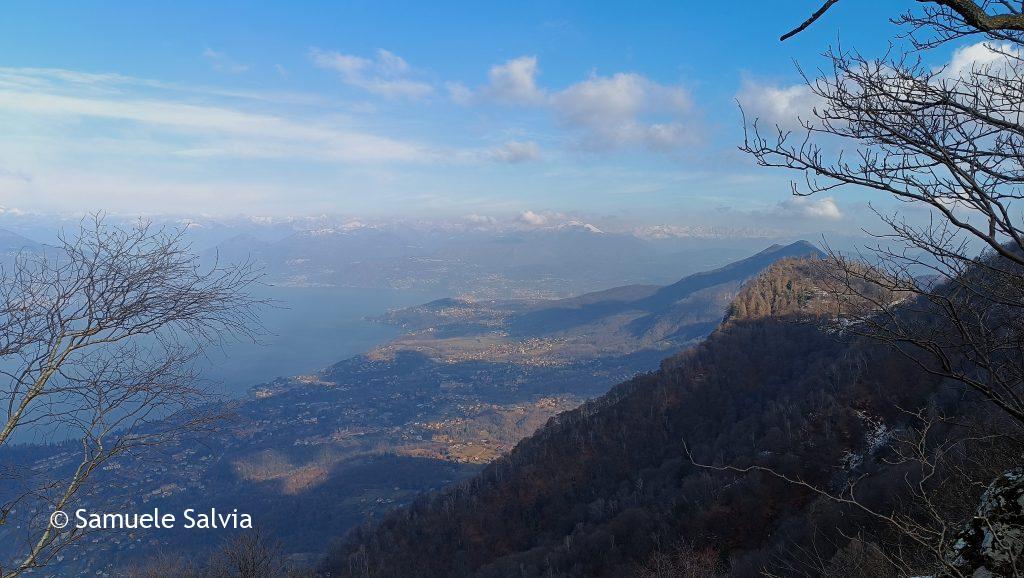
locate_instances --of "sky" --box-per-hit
[0,1,985,230]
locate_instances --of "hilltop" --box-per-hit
[322,256,1016,577]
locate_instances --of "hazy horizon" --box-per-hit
[0,0,960,237]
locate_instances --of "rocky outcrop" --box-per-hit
[944,469,1024,577]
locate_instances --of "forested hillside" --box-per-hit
[322,257,1021,577]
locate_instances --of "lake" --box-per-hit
[200,285,446,396]
[2,285,443,444]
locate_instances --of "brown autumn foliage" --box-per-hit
[319,257,1022,577]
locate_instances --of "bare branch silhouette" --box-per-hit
[0,216,262,577]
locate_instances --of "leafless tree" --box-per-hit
[683,1,1024,575]
[124,551,202,578]
[0,216,262,577]
[634,541,725,578]
[205,528,311,578]
[742,0,1024,428]
[125,528,313,578]
[686,402,1023,577]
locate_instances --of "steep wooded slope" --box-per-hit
[322,258,966,577]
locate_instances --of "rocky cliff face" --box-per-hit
[943,469,1024,578]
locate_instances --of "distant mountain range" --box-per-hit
[0,211,850,299]
[206,224,796,299]
[0,227,42,267]
[0,227,39,251]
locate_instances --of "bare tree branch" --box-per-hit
[0,216,263,577]
[781,0,842,41]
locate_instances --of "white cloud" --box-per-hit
[519,210,548,226]
[735,78,821,130]
[483,56,545,105]
[375,49,411,75]
[0,166,31,184]
[0,65,324,106]
[475,58,695,150]
[444,56,700,152]
[736,42,1020,132]
[552,72,694,150]
[0,67,440,165]
[487,140,540,163]
[465,213,497,225]
[445,81,473,105]
[0,168,314,215]
[309,48,434,99]
[0,89,428,163]
[202,48,251,74]
[775,196,842,220]
[944,41,1019,78]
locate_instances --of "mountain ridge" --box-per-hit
[508,240,825,338]
[321,255,980,578]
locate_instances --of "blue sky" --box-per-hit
[0,1,976,230]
